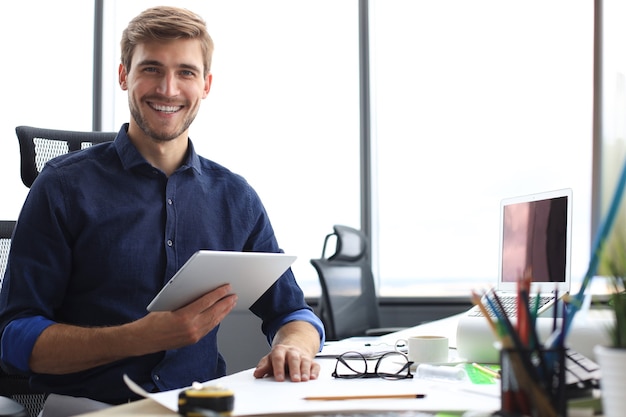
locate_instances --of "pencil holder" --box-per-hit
[499,346,566,417]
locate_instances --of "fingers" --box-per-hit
[253,345,320,382]
[176,284,237,331]
[179,284,236,315]
[252,356,271,379]
[287,352,320,382]
[140,285,237,351]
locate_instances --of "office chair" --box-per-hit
[0,220,47,417]
[15,125,116,188]
[310,225,405,341]
[0,221,15,289]
[8,126,115,415]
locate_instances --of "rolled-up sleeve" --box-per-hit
[265,308,325,351]
[1,315,55,373]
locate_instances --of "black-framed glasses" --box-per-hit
[332,351,414,380]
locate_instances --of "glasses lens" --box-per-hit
[334,351,367,378]
[375,351,413,380]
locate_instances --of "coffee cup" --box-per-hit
[404,335,449,364]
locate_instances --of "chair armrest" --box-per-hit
[364,327,408,337]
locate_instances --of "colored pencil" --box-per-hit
[304,394,426,401]
[471,362,500,379]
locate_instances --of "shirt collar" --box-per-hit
[113,123,202,175]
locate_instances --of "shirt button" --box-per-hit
[167,240,173,247]
[154,374,160,381]
[167,198,173,205]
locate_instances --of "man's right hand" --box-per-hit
[29,284,237,374]
[137,283,238,350]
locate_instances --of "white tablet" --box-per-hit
[147,250,297,312]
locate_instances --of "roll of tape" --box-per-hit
[178,384,235,417]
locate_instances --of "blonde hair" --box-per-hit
[120,6,214,77]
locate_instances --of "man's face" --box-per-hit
[119,39,212,143]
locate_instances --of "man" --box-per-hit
[0,5,324,408]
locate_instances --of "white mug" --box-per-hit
[403,335,449,364]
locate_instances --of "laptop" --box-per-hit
[457,188,573,363]
[466,188,573,318]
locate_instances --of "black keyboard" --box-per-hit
[564,348,601,392]
[468,294,553,317]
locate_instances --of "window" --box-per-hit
[370,0,594,296]
[0,1,599,300]
[0,1,94,219]
[599,0,626,277]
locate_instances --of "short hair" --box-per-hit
[120,6,214,77]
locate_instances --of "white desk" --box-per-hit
[81,315,501,416]
[79,311,607,416]
[78,359,500,417]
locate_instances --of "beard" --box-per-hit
[128,95,197,143]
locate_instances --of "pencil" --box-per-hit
[471,290,498,336]
[471,362,500,379]
[303,394,426,401]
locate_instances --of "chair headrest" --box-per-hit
[327,225,367,262]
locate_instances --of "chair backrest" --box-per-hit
[310,225,381,340]
[0,221,47,417]
[15,126,116,188]
[6,126,115,416]
[7,126,114,415]
[0,221,15,288]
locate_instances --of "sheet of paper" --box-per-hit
[125,359,500,416]
[318,337,407,358]
[124,374,180,411]
[319,340,463,368]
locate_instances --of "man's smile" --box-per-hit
[148,102,183,113]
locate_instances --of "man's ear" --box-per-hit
[202,73,213,99]
[119,63,128,91]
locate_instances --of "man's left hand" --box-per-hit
[252,321,321,382]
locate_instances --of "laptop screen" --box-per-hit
[498,189,572,294]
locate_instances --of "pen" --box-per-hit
[304,394,426,401]
[471,362,500,379]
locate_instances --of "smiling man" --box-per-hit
[0,6,324,414]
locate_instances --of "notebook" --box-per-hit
[147,250,296,312]
[467,188,573,318]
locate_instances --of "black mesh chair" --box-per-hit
[310,225,405,341]
[0,221,15,289]
[15,126,116,188]
[0,220,47,417]
[6,127,115,416]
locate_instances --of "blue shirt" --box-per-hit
[0,124,324,404]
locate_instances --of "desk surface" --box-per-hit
[78,311,608,416]
[81,360,500,416]
[80,315,502,416]
[81,399,171,416]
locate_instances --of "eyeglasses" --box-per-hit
[332,351,414,380]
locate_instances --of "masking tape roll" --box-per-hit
[178,384,235,417]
